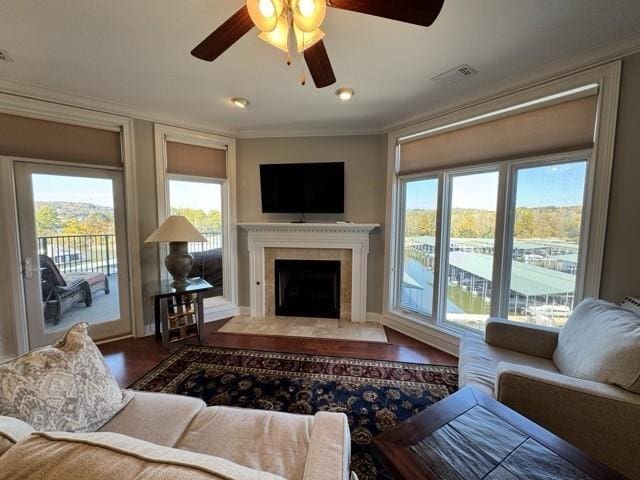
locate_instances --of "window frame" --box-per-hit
[153,124,239,325]
[391,149,594,335]
[166,173,228,299]
[497,150,594,320]
[394,172,441,320]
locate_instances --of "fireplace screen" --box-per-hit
[275,259,340,319]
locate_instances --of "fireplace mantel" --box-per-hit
[238,223,379,322]
[237,222,379,234]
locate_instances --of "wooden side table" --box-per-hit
[147,277,212,351]
[373,386,625,480]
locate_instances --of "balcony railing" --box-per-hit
[37,231,223,275]
[38,234,118,275]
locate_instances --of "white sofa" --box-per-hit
[0,391,352,480]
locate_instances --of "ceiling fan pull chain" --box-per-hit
[286,52,292,65]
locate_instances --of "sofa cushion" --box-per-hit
[459,333,559,396]
[0,416,34,457]
[0,323,132,432]
[0,431,285,480]
[176,406,314,480]
[99,391,205,446]
[553,298,640,393]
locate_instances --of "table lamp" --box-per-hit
[145,215,207,288]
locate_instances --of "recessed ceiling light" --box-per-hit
[231,97,249,108]
[335,88,354,101]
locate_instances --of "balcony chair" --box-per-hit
[39,255,93,325]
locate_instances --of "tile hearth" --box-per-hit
[218,315,388,343]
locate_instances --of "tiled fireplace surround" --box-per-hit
[239,223,379,323]
[265,248,352,321]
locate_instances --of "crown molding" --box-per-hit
[236,126,383,138]
[381,31,640,133]
[1,30,639,140]
[0,77,237,138]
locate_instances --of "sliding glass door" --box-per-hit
[15,162,131,347]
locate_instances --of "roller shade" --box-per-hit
[399,94,598,175]
[166,141,227,179]
[0,113,122,167]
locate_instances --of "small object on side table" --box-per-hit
[373,386,625,480]
[147,277,212,351]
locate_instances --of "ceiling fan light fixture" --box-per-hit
[258,15,290,52]
[231,97,250,108]
[335,87,354,101]
[293,25,324,52]
[247,0,283,32]
[291,0,326,33]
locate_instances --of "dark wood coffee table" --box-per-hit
[373,386,625,480]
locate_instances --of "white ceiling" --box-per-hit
[1,0,640,136]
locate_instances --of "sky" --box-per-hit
[169,180,222,212]
[406,161,587,210]
[31,175,223,212]
[32,174,114,207]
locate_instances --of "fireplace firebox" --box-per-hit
[275,259,340,319]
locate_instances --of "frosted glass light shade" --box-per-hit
[144,216,207,243]
[294,25,324,52]
[258,15,290,52]
[291,0,326,33]
[247,0,284,32]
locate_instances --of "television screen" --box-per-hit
[260,162,344,213]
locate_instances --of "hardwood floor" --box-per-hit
[99,319,458,387]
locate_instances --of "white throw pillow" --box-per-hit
[0,323,132,432]
[553,298,640,393]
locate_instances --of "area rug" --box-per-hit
[130,345,458,480]
[218,315,389,343]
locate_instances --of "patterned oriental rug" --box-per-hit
[130,345,458,480]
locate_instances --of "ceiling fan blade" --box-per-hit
[191,6,254,62]
[303,41,336,88]
[327,0,445,27]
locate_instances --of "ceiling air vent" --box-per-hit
[0,50,14,63]
[431,64,477,85]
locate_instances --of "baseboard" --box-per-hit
[366,312,384,323]
[238,306,251,316]
[204,303,240,323]
[380,313,460,357]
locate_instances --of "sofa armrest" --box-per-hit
[485,319,558,359]
[303,412,351,480]
[495,363,640,479]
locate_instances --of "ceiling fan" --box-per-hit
[191,0,445,88]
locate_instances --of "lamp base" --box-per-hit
[165,242,193,288]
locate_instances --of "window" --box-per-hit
[443,170,500,331]
[504,160,588,327]
[393,153,591,333]
[168,177,224,299]
[399,177,439,316]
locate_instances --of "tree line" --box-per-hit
[406,206,582,240]
[35,202,222,237]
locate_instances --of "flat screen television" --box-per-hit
[260,162,344,214]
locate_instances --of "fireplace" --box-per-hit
[275,259,341,319]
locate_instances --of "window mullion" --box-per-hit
[434,172,451,326]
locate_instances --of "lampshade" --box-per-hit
[247,0,284,32]
[291,0,326,33]
[293,25,324,52]
[258,15,290,52]
[144,216,207,243]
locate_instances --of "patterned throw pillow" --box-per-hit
[0,323,132,432]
